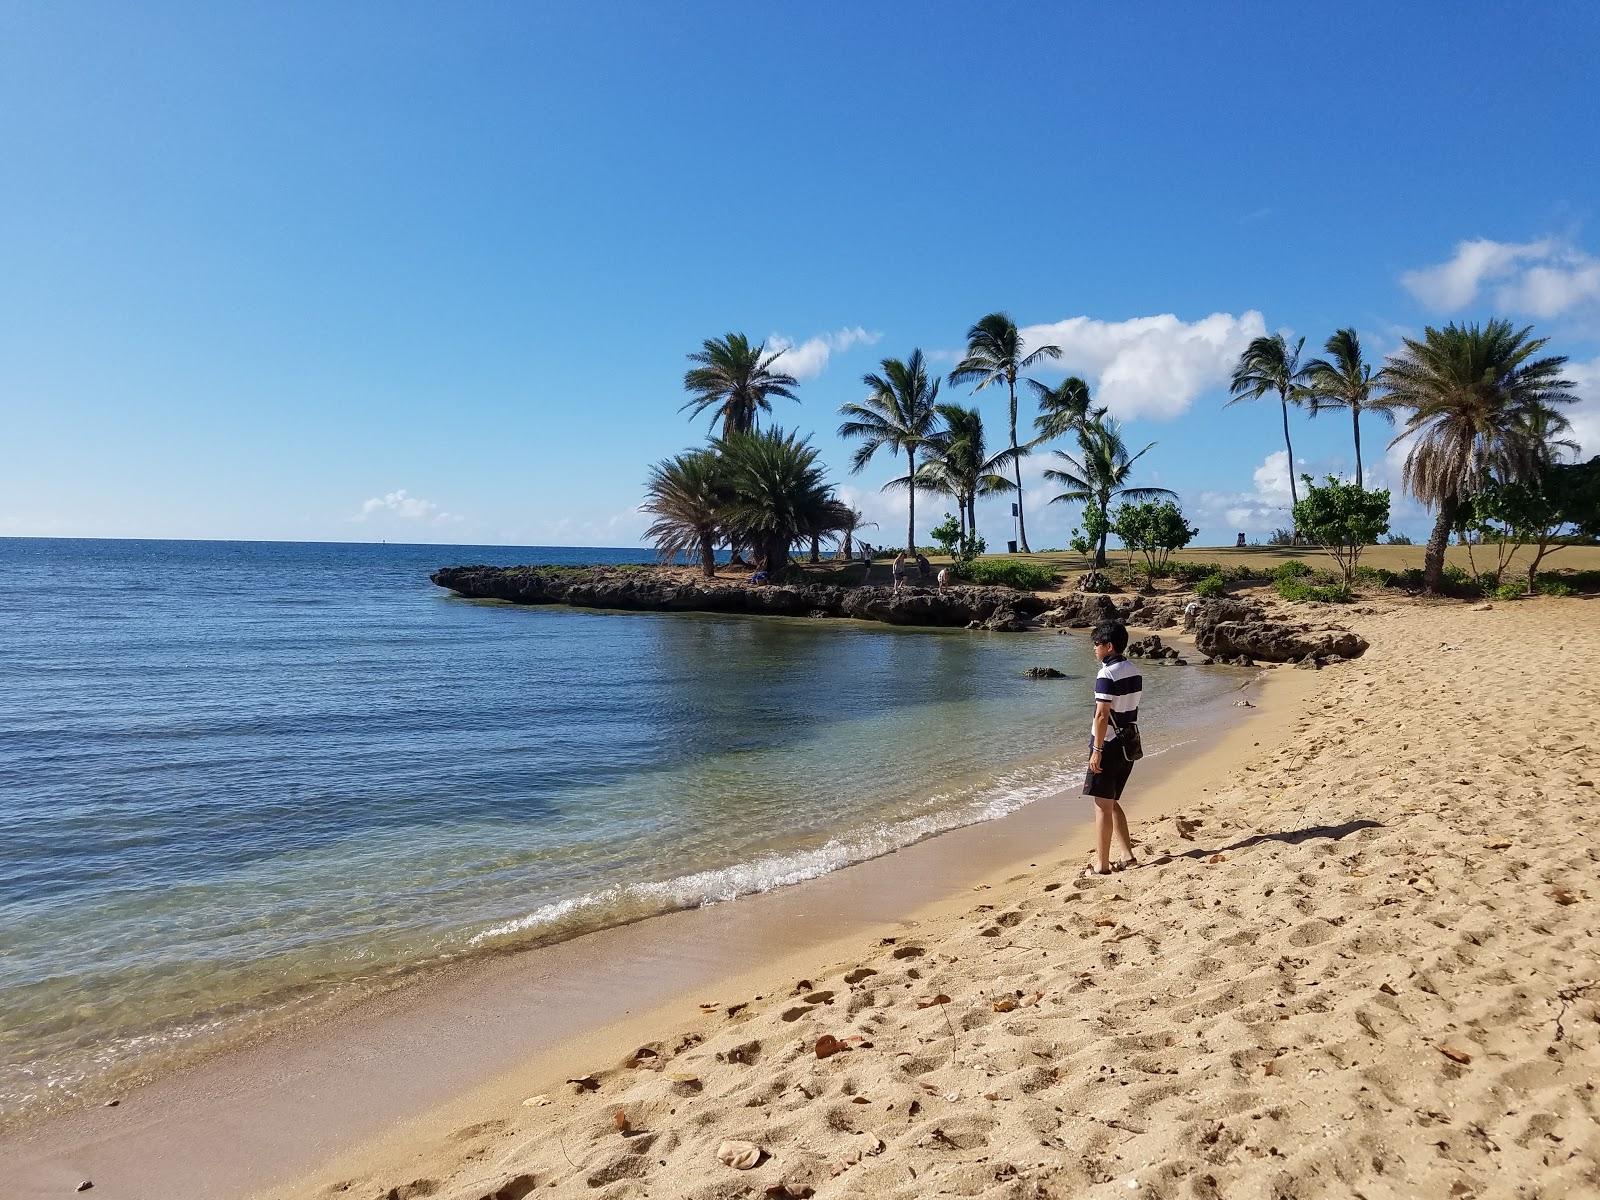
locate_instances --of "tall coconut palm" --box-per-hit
[682,333,800,440]
[1380,320,1576,592]
[911,403,1017,543]
[1303,328,1398,490]
[1044,418,1176,568]
[642,449,725,578]
[839,349,943,555]
[1227,333,1311,509]
[1030,376,1103,443]
[713,427,834,575]
[948,313,1061,552]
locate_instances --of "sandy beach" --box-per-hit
[5,596,1597,1200]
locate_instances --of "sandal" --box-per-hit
[1112,856,1141,871]
[1080,863,1113,878]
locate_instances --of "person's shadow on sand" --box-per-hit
[1161,818,1381,863]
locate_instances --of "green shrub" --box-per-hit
[957,559,1056,590]
[1275,576,1351,603]
[1170,561,1223,583]
[1194,573,1227,599]
[1351,565,1395,588]
[1223,564,1259,583]
[1534,577,1575,597]
[1272,559,1313,583]
[1492,580,1528,601]
[1544,569,1600,593]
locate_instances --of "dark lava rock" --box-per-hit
[1039,592,1120,629]
[1024,666,1067,679]
[430,566,1052,631]
[1127,634,1164,658]
[1198,619,1368,664]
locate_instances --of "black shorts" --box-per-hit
[1083,741,1135,801]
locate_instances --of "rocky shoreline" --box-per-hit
[430,565,1370,665]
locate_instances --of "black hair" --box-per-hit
[1091,620,1128,654]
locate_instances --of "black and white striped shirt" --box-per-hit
[1091,654,1143,743]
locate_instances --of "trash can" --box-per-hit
[1007,540,1018,554]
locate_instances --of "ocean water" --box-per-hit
[0,537,1243,1122]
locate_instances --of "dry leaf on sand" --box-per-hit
[717,1140,764,1170]
[613,1110,631,1134]
[916,994,951,1008]
[815,1034,845,1060]
[1436,1043,1473,1065]
[992,997,1018,1013]
[1206,854,1227,864]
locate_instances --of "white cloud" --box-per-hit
[1193,450,1297,534]
[354,489,462,525]
[768,326,882,381]
[1400,237,1600,317]
[1566,356,1600,458]
[1015,311,1268,421]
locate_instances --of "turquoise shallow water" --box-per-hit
[0,537,1241,1120]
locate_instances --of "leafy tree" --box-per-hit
[1110,499,1198,575]
[1227,333,1311,509]
[1303,328,1398,490]
[929,513,963,557]
[1290,474,1391,583]
[838,349,944,554]
[948,312,1061,552]
[1380,320,1576,592]
[914,403,1017,546]
[1460,457,1600,591]
[682,333,800,440]
[1044,418,1175,568]
[714,427,833,574]
[642,450,725,577]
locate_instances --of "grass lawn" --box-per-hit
[792,543,1600,590]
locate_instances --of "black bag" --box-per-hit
[1114,718,1144,762]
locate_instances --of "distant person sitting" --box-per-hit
[891,551,907,593]
[750,569,769,585]
[915,552,931,580]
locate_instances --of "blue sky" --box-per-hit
[4,1,1599,549]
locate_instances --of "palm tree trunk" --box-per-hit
[1095,498,1110,569]
[1352,408,1363,490]
[1279,390,1299,510]
[1423,496,1458,593]
[905,448,917,555]
[1009,377,1030,552]
[809,534,820,564]
[843,529,853,559]
[699,532,716,579]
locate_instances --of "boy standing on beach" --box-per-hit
[1084,620,1141,876]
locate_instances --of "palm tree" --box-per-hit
[1044,418,1176,568]
[838,349,943,555]
[912,404,1017,544]
[948,313,1061,552]
[682,333,800,440]
[1380,320,1576,592]
[642,450,724,578]
[1030,376,1103,443]
[827,503,876,560]
[1227,333,1311,510]
[714,427,834,574]
[1303,328,1398,490]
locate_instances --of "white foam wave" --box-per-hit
[466,742,1203,951]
